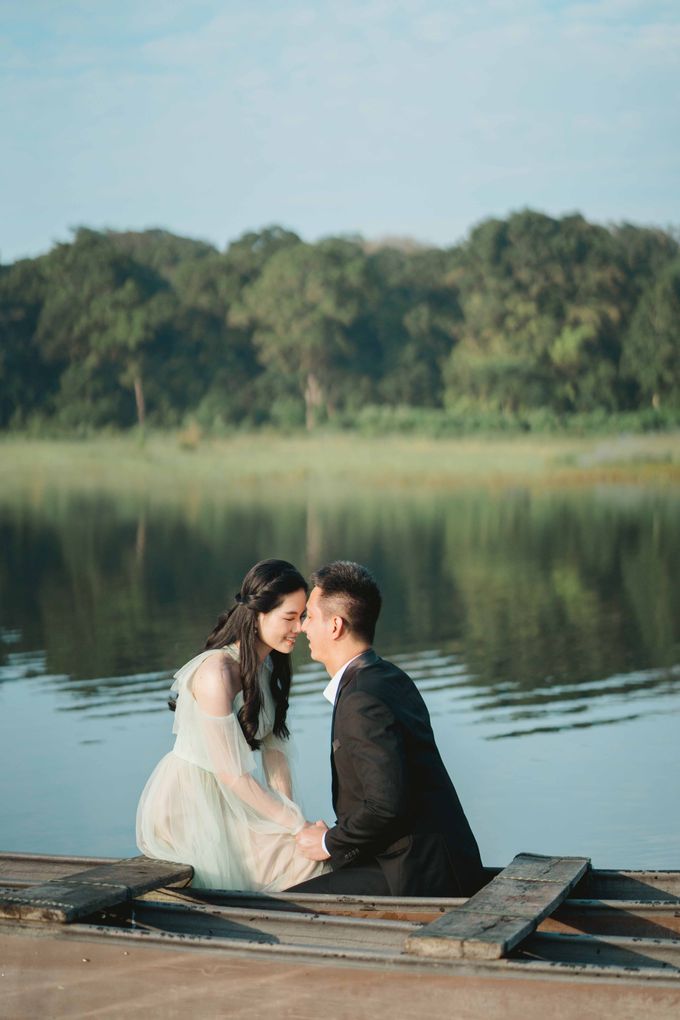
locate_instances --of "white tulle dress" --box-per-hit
[136,646,329,891]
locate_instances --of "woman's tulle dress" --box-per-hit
[136,646,329,891]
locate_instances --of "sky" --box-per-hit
[1,0,679,263]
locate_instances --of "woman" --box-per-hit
[136,559,329,891]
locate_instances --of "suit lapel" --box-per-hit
[330,648,378,732]
[329,649,378,809]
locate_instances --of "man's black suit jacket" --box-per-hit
[324,649,484,897]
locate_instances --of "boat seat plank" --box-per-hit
[0,855,192,923]
[405,852,590,960]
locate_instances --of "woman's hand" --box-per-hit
[295,820,330,860]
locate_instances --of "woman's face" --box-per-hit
[257,589,307,656]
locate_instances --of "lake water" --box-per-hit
[1,483,679,869]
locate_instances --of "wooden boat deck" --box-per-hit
[2,851,679,1019]
[4,929,679,1020]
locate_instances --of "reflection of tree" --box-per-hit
[305,498,322,570]
[135,512,146,566]
[620,511,680,661]
[0,489,678,716]
[439,493,680,694]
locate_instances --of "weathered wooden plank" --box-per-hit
[405,853,589,960]
[519,931,680,971]
[137,887,461,923]
[122,899,417,951]
[499,854,589,885]
[581,870,680,903]
[55,856,193,896]
[454,876,586,920]
[0,856,192,923]
[542,900,680,939]
[2,852,679,902]
[88,893,680,963]
[0,852,116,885]
[408,909,536,960]
[0,881,129,923]
[147,888,680,936]
[4,927,680,1020]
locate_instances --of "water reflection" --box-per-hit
[1,484,679,730]
[2,484,680,866]
[2,638,678,742]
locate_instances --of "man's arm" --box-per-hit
[324,689,406,864]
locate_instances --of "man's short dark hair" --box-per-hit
[311,561,382,644]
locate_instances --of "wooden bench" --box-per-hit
[0,855,193,923]
[405,852,590,960]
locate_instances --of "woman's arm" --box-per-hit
[262,742,293,800]
[193,654,304,832]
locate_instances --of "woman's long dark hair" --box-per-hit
[204,559,307,750]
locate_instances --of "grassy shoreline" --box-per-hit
[1,432,679,499]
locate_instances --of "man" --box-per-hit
[291,560,485,896]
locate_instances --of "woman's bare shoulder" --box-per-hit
[193,650,242,709]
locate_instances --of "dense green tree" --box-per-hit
[35,229,177,428]
[0,214,678,432]
[622,258,680,408]
[224,226,302,284]
[107,228,217,280]
[0,257,51,427]
[171,229,303,428]
[233,238,370,428]
[367,247,461,407]
[444,211,675,414]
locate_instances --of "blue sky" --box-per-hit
[2,0,678,262]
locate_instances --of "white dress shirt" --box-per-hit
[322,652,363,705]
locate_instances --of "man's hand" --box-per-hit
[295,820,330,861]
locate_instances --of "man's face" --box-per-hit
[301,586,333,664]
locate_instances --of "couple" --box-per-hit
[136,558,485,897]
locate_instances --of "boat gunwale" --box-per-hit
[1,851,679,902]
[2,913,679,987]
[2,850,679,984]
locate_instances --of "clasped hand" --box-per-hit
[295,819,330,860]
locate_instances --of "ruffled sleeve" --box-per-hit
[198,709,257,778]
[261,730,288,754]
[187,648,304,834]
[261,731,294,800]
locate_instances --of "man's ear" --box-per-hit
[330,614,346,639]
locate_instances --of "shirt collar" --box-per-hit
[322,653,363,705]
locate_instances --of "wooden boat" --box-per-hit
[2,850,679,1018]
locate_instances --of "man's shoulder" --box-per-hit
[353,654,412,691]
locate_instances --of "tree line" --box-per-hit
[1,209,679,433]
